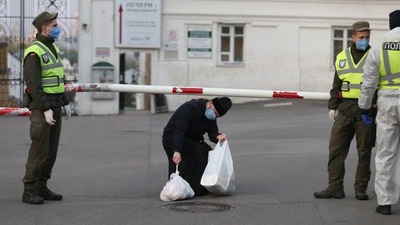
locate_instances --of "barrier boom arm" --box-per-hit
[65,83,330,100]
[1,83,330,116]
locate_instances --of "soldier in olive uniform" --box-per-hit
[22,11,71,204]
[314,21,375,201]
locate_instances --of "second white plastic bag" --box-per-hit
[200,140,235,194]
[160,165,195,201]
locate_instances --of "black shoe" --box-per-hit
[355,192,369,200]
[37,187,63,200]
[314,188,345,199]
[22,190,44,205]
[376,205,391,215]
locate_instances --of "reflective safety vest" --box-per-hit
[335,47,370,99]
[23,41,65,94]
[378,42,400,90]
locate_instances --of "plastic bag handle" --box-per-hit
[217,140,226,148]
[175,165,179,175]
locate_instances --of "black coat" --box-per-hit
[163,99,219,153]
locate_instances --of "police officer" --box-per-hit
[22,11,71,204]
[314,21,373,201]
[359,10,400,215]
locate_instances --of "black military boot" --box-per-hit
[22,190,44,204]
[37,187,63,200]
[355,192,369,200]
[376,205,391,215]
[314,188,345,199]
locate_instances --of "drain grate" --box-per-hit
[161,201,235,213]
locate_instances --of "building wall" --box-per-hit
[79,0,399,114]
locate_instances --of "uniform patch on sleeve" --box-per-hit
[339,59,346,68]
[41,53,49,63]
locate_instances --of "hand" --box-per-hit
[328,109,336,121]
[43,109,56,125]
[361,113,373,125]
[63,105,71,119]
[360,108,373,125]
[216,133,227,142]
[172,151,181,165]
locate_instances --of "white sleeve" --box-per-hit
[358,45,380,110]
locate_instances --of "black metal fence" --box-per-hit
[0,0,78,109]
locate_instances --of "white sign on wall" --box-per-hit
[115,0,161,48]
[187,28,212,58]
[164,30,178,50]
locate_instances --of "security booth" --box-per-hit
[91,62,115,100]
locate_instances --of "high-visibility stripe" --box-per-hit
[342,83,362,90]
[42,77,64,86]
[382,47,392,75]
[42,62,63,70]
[380,72,400,84]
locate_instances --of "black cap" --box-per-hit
[389,10,400,30]
[212,97,232,117]
[32,11,58,30]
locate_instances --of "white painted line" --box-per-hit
[263,102,293,107]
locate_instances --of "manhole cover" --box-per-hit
[161,201,235,213]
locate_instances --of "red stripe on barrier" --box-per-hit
[0,108,31,116]
[172,87,203,94]
[17,111,31,116]
[272,91,304,99]
[65,84,83,92]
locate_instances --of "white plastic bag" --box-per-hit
[201,140,235,194]
[160,165,195,201]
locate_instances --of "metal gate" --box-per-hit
[0,0,78,109]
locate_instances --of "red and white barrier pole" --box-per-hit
[65,83,330,100]
[0,107,31,116]
[1,83,330,116]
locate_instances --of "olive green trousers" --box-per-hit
[327,113,372,193]
[22,107,62,191]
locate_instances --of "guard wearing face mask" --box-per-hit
[21,11,71,204]
[162,97,232,196]
[314,21,374,201]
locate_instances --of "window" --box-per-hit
[332,27,353,66]
[218,24,244,65]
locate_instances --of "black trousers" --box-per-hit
[162,134,212,196]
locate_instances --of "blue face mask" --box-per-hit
[205,109,217,120]
[48,26,61,39]
[356,39,369,51]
